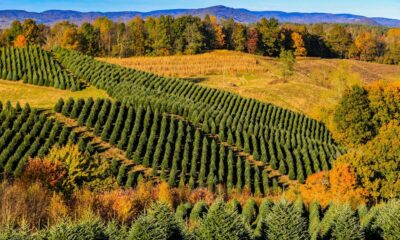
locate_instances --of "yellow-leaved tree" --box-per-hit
[24,143,115,194]
[337,120,400,202]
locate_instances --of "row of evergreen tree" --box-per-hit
[54,47,333,144]
[0,46,81,91]
[54,47,341,183]
[3,199,400,240]
[0,101,92,177]
[56,97,282,195]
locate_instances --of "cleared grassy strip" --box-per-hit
[0,80,110,109]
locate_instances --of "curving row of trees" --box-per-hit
[54,48,342,183]
[0,46,81,91]
[0,101,73,176]
[56,97,282,195]
[0,101,104,178]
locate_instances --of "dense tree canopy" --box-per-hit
[338,121,400,202]
[1,16,399,64]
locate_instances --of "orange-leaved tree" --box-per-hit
[300,162,368,208]
[13,34,27,48]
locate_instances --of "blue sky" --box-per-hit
[2,0,400,19]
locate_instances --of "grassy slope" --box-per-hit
[0,80,109,110]
[100,50,400,119]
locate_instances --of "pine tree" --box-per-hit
[308,201,321,240]
[320,204,364,240]
[265,200,309,240]
[375,200,400,240]
[160,142,172,180]
[196,200,252,240]
[244,160,251,192]
[61,97,74,116]
[117,164,127,185]
[85,98,103,127]
[198,137,208,187]
[236,156,243,192]
[254,199,273,239]
[70,98,84,119]
[109,105,126,145]
[242,198,258,226]
[77,98,94,126]
[189,201,208,227]
[132,131,148,164]
[100,102,118,141]
[175,203,192,222]
[227,150,234,192]
[279,159,287,175]
[218,145,225,183]
[54,98,64,113]
[128,203,185,240]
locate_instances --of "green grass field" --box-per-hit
[0,80,110,110]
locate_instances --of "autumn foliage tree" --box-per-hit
[246,27,259,54]
[384,28,400,64]
[13,34,27,48]
[354,31,378,61]
[300,162,368,208]
[60,27,80,50]
[210,16,225,49]
[337,121,400,202]
[291,32,307,57]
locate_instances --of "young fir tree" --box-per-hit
[54,98,64,113]
[100,102,118,141]
[242,198,258,226]
[85,98,103,127]
[189,201,208,227]
[132,131,148,164]
[70,98,84,119]
[265,200,309,240]
[308,201,321,240]
[218,145,225,183]
[320,203,364,240]
[61,97,74,116]
[195,200,252,240]
[128,203,186,240]
[109,105,126,145]
[198,137,208,187]
[236,156,243,192]
[375,200,400,240]
[227,150,234,192]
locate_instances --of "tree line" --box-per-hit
[1,16,400,64]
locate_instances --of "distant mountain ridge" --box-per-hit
[0,5,399,28]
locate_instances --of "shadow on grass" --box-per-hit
[183,77,208,83]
